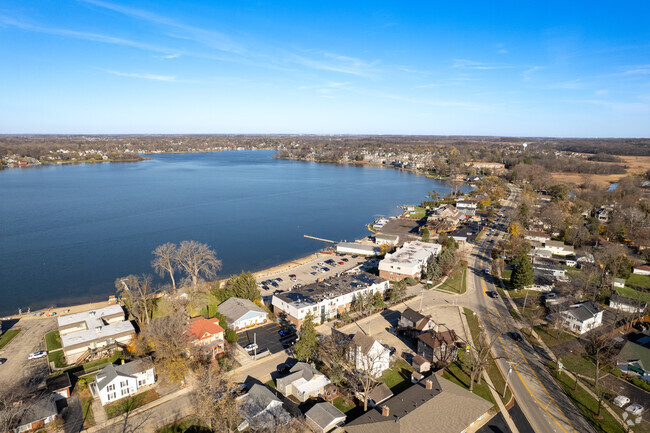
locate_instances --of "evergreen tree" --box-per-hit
[510,253,534,290]
[224,271,261,301]
[421,227,430,242]
[425,258,441,280]
[294,312,318,361]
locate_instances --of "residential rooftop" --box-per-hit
[60,320,135,349]
[57,304,125,328]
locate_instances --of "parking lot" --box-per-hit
[256,253,368,301]
[237,322,297,356]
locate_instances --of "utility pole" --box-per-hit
[503,361,516,396]
[253,332,257,359]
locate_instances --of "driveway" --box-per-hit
[237,322,297,355]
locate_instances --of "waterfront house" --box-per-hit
[336,242,382,256]
[272,272,389,328]
[344,377,492,433]
[305,402,346,433]
[276,362,331,402]
[374,233,400,246]
[91,358,155,406]
[378,241,442,281]
[218,297,267,330]
[57,305,136,365]
[558,301,603,335]
[348,333,390,377]
[188,317,225,358]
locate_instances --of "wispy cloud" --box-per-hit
[103,70,177,81]
[78,0,242,54]
[452,59,513,70]
[494,43,508,55]
[618,65,650,76]
[521,66,544,80]
[154,53,182,60]
[290,52,380,78]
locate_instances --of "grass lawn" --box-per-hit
[626,274,650,290]
[560,354,597,379]
[548,365,625,433]
[509,309,521,321]
[438,268,466,294]
[333,396,357,414]
[105,389,160,419]
[0,329,20,350]
[502,269,512,282]
[48,350,67,368]
[82,351,124,373]
[534,325,576,347]
[379,359,414,394]
[442,360,497,410]
[44,330,62,350]
[615,286,650,302]
[79,388,95,428]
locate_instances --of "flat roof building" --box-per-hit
[336,242,382,256]
[272,272,389,327]
[378,241,441,281]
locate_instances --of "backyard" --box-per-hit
[437,267,467,294]
[379,359,414,394]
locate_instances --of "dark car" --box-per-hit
[275,277,283,282]
[0,358,6,365]
[277,363,291,374]
[278,329,290,336]
[487,291,498,298]
[342,258,349,262]
[271,281,279,287]
[511,332,523,342]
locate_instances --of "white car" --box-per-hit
[613,395,630,408]
[244,343,258,352]
[28,351,47,360]
[317,262,325,266]
[627,404,644,416]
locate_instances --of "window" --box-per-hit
[108,384,115,392]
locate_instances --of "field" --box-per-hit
[549,155,650,189]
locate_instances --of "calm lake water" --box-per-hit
[0,151,468,315]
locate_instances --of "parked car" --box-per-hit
[312,265,320,270]
[484,268,490,275]
[310,271,318,276]
[275,277,283,282]
[627,404,644,416]
[511,332,523,342]
[317,262,325,266]
[277,363,290,374]
[342,258,349,262]
[289,274,297,278]
[290,277,297,282]
[0,358,6,365]
[614,395,630,408]
[322,267,330,272]
[28,351,47,360]
[338,261,344,265]
[278,329,290,337]
[244,343,258,352]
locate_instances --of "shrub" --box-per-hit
[404,277,417,286]
[225,329,238,344]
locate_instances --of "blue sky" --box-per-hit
[1,1,649,136]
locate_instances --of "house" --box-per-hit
[367,383,393,407]
[609,293,647,314]
[57,305,136,365]
[348,333,390,377]
[532,258,567,279]
[374,233,400,246]
[577,251,595,265]
[305,402,346,433]
[455,200,477,216]
[595,207,611,223]
[46,372,72,399]
[188,317,225,357]
[397,307,437,338]
[614,278,626,289]
[417,330,460,366]
[336,242,382,256]
[218,297,267,330]
[2,393,59,433]
[531,240,575,257]
[427,205,464,230]
[276,362,331,402]
[565,256,578,267]
[617,340,650,381]
[344,377,492,433]
[237,384,291,432]
[378,241,442,281]
[524,230,551,243]
[634,265,650,276]
[272,272,389,327]
[558,301,604,335]
[91,358,156,406]
[411,354,431,373]
[527,271,555,292]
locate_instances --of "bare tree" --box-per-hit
[345,339,390,411]
[192,365,240,431]
[176,240,222,288]
[0,380,31,433]
[151,242,178,292]
[585,332,615,389]
[115,274,157,326]
[142,300,190,384]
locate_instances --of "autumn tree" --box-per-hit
[192,365,240,431]
[294,312,318,361]
[175,240,222,288]
[151,242,178,291]
[115,274,157,326]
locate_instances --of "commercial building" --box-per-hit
[336,242,382,256]
[57,305,135,365]
[378,241,442,281]
[272,272,389,327]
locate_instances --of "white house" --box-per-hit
[634,265,650,276]
[374,233,399,246]
[613,278,626,289]
[276,362,331,402]
[524,231,551,243]
[610,293,647,314]
[272,272,389,327]
[348,333,390,377]
[218,297,267,330]
[92,358,155,406]
[558,301,603,335]
[378,241,442,281]
[57,305,136,364]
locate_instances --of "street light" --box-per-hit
[503,361,516,397]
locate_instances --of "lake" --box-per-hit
[0,151,469,315]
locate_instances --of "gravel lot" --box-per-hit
[0,317,56,393]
